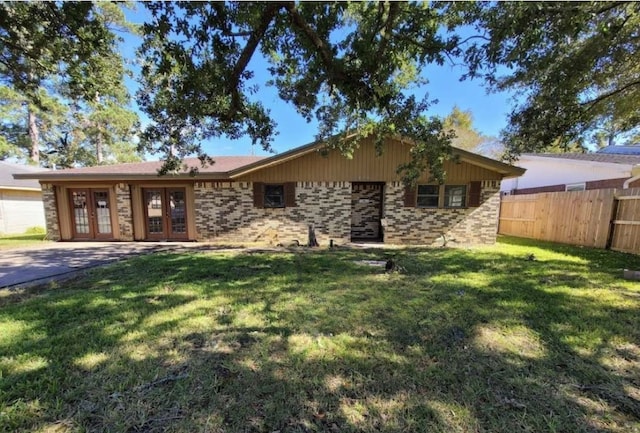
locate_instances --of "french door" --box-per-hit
[143,188,188,240]
[70,189,113,240]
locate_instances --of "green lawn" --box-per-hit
[1,236,639,433]
[0,233,49,250]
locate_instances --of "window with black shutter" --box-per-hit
[253,182,296,208]
[264,184,285,208]
[468,181,481,207]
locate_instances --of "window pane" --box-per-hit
[416,184,439,208]
[169,190,186,234]
[72,191,90,234]
[93,191,112,234]
[146,191,164,234]
[417,185,439,195]
[417,195,439,207]
[264,185,284,208]
[445,185,466,208]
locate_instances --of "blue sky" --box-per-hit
[122,4,516,159]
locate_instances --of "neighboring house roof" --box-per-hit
[0,161,46,190]
[596,144,640,155]
[522,152,640,165]
[14,137,524,181]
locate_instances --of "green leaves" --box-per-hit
[0,2,141,167]
[138,2,457,182]
[451,1,640,155]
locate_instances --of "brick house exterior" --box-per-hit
[15,137,523,246]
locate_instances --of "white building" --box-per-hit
[501,148,640,194]
[0,162,46,234]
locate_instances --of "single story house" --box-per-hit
[0,161,47,234]
[14,137,524,245]
[501,147,640,195]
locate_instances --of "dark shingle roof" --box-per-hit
[596,145,640,155]
[0,161,46,189]
[43,156,266,175]
[524,153,640,165]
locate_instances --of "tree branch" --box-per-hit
[284,2,347,83]
[581,80,640,112]
[376,2,400,59]
[226,2,284,115]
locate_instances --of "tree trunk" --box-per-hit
[94,92,104,164]
[96,129,104,164]
[27,108,40,164]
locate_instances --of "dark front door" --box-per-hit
[351,182,384,241]
[70,189,113,240]
[143,188,188,240]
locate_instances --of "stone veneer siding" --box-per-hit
[115,184,134,241]
[383,180,501,245]
[41,184,60,241]
[194,181,352,245]
[351,183,383,239]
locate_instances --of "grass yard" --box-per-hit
[0,233,49,250]
[1,236,639,433]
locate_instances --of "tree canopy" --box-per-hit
[138,2,460,181]
[441,106,494,154]
[3,2,636,176]
[0,2,141,167]
[449,1,640,160]
[139,1,640,180]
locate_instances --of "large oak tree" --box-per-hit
[138,1,640,180]
[449,1,640,159]
[0,2,141,166]
[138,2,459,182]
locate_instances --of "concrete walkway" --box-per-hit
[0,242,197,289]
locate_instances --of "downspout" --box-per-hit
[622,165,640,189]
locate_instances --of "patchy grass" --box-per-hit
[0,236,639,432]
[0,233,50,250]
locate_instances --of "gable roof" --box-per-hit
[228,138,525,178]
[14,137,524,181]
[522,152,640,166]
[0,161,47,190]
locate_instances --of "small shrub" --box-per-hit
[24,226,46,235]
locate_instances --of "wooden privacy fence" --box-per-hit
[498,188,640,254]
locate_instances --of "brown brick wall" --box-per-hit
[41,184,60,241]
[383,181,501,245]
[115,184,134,241]
[194,181,352,245]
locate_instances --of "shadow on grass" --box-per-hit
[1,239,639,432]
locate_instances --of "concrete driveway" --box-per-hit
[0,242,191,289]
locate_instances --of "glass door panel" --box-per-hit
[93,190,112,236]
[71,190,91,237]
[69,188,114,239]
[145,189,165,238]
[142,188,188,240]
[168,189,187,237]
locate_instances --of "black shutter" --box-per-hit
[403,186,416,207]
[284,182,297,207]
[469,181,481,207]
[253,182,264,208]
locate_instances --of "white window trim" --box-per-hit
[565,182,586,192]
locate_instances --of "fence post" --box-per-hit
[605,192,620,250]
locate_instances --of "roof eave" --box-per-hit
[453,147,525,178]
[229,141,325,178]
[0,185,42,192]
[13,172,232,181]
